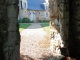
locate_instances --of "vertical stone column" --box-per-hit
[59,0,69,57]
[69,0,80,59]
[49,0,59,38]
[49,0,69,56]
[0,0,9,60]
[0,0,20,60]
[59,0,64,45]
[59,0,69,47]
[49,0,63,55]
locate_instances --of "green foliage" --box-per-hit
[41,23,49,27]
[30,21,34,23]
[41,23,50,34]
[18,19,22,23]
[38,20,42,22]
[42,20,49,22]
[18,18,31,23]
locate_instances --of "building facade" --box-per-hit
[27,0,50,22]
[18,0,50,22]
[18,0,27,20]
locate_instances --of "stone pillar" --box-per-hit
[49,0,63,55]
[0,0,8,60]
[0,0,20,60]
[59,0,69,47]
[49,0,69,56]
[49,0,59,38]
[69,0,80,59]
[59,0,69,57]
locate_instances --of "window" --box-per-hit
[24,3,26,8]
[46,6,48,10]
[20,1,22,8]
[46,12,48,17]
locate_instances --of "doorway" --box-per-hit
[30,12,36,22]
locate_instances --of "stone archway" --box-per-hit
[0,0,80,60]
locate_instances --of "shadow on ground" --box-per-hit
[20,54,63,60]
[20,55,34,60]
[20,54,77,60]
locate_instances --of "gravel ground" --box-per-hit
[20,23,63,60]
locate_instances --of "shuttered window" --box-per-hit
[20,1,22,9]
[46,12,48,17]
[24,3,26,8]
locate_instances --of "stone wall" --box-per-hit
[0,0,80,60]
[18,0,27,20]
[69,0,80,59]
[49,0,80,59]
[0,0,8,59]
[18,9,27,19]
[0,0,20,60]
[49,0,69,56]
[27,10,50,22]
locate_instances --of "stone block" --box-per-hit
[8,18,18,31]
[7,5,18,18]
[60,3,64,10]
[6,0,18,5]
[4,31,20,46]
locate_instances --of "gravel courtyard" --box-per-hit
[20,23,62,60]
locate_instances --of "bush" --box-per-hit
[18,19,22,23]
[18,18,31,23]
[22,18,30,23]
[30,21,34,23]
[38,20,42,22]
[42,20,49,22]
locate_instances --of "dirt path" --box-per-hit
[20,23,62,60]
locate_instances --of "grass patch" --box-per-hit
[41,23,49,27]
[19,23,31,32]
[41,23,50,34]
